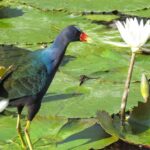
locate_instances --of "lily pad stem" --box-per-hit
[120,52,136,126]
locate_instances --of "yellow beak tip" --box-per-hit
[86,37,93,43]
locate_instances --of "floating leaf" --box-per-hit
[126,9,150,18]
[1,0,150,149]
[56,118,118,150]
[0,115,118,149]
[97,95,150,147]
[19,0,150,12]
[85,14,119,22]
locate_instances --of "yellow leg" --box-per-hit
[24,120,33,150]
[16,114,26,149]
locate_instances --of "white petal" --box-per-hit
[115,17,150,50]
[116,21,132,46]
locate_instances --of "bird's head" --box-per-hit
[62,25,91,43]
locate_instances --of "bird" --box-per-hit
[0,25,90,150]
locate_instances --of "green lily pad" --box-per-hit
[1,0,150,149]
[129,100,150,128]
[126,9,150,18]
[1,19,149,119]
[85,14,119,22]
[19,0,150,13]
[0,115,17,142]
[0,115,118,149]
[0,2,97,44]
[97,95,150,147]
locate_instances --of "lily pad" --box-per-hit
[0,2,96,44]
[0,115,118,149]
[85,14,119,22]
[1,0,150,149]
[97,95,150,147]
[126,9,150,18]
[19,0,150,13]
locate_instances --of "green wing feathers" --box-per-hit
[0,46,48,99]
[2,62,48,99]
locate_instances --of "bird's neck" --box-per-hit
[41,32,70,75]
[44,33,70,58]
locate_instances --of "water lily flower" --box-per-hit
[116,18,150,52]
[116,17,150,125]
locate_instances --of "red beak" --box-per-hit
[80,32,88,42]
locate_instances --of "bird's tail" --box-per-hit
[0,66,13,112]
[0,99,9,112]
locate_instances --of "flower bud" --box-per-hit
[141,73,150,102]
